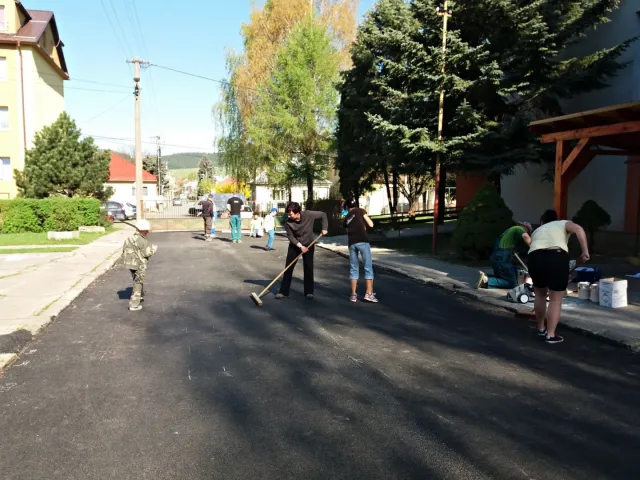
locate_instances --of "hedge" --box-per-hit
[0,198,103,233]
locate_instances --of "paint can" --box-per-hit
[590,283,600,303]
[578,282,590,300]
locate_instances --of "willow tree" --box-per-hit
[248,19,340,209]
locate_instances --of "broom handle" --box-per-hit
[257,233,325,298]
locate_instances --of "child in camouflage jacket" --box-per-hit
[122,219,157,311]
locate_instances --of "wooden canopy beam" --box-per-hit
[540,120,640,143]
[561,138,591,176]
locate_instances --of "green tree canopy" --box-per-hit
[15,112,111,199]
[248,18,341,208]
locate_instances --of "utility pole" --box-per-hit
[153,135,162,196]
[432,1,452,255]
[126,57,149,221]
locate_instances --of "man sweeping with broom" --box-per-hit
[275,202,328,300]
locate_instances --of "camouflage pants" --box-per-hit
[130,267,146,287]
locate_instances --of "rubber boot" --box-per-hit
[129,284,143,311]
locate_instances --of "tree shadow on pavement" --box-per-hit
[116,287,132,300]
[131,233,640,479]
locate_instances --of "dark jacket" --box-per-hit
[285,210,328,247]
[201,199,214,218]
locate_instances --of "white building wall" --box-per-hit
[107,182,158,207]
[502,0,640,231]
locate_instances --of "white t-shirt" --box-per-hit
[529,220,572,253]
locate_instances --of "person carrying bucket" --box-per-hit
[475,222,532,289]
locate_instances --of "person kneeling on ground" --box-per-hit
[476,222,532,289]
[343,200,378,303]
[276,202,328,300]
[122,219,158,311]
[529,209,589,344]
[263,208,277,251]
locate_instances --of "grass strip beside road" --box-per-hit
[0,247,78,255]
[0,230,110,247]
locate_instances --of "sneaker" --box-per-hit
[545,335,564,344]
[537,328,547,337]
[350,294,357,303]
[364,293,378,303]
[474,271,488,289]
[306,294,314,300]
[275,293,288,300]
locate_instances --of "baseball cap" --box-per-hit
[136,219,151,231]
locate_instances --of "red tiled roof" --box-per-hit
[108,153,157,183]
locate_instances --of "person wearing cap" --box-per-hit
[201,194,214,241]
[476,222,532,289]
[122,219,158,311]
[263,208,278,251]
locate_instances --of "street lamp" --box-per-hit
[432,1,452,255]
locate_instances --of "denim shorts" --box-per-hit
[349,242,374,281]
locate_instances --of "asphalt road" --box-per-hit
[1,232,639,480]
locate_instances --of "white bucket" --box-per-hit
[590,283,599,302]
[578,282,591,300]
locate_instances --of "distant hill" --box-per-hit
[164,152,219,170]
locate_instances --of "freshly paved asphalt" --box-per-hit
[1,232,639,480]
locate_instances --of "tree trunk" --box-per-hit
[383,167,393,215]
[287,186,292,203]
[392,170,398,213]
[306,171,314,210]
[422,191,427,212]
[489,171,501,194]
[437,166,447,225]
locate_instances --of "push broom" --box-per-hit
[250,233,325,307]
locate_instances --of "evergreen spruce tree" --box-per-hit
[15,112,110,199]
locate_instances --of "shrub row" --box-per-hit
[0,198,105,233]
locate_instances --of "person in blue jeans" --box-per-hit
[263,208,277,251]
[343,200,378,303]
[208,194,217,238]
[227,193,244,243]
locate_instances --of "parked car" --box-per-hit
[240,205,253,219]
[120,202,136,220]
[188,200,204,217]
[172,197,183,206]
[101,201,126,221]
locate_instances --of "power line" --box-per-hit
[83,134,215,151]
[81,95,130,124]
[34,70,131,89]
[131,0,150,57]
[107,0,134,58]
[99,0,132,67]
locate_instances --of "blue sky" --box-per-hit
[27,0,376,155]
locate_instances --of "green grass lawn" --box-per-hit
[0,247,78,254]
[0,230,110,247]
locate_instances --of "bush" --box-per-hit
[452,183,514,260]
[0,198,101,233]
[1,203,42,233]
[572,200,611,251]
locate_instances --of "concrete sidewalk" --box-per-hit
[319,237,640,352]
[0,228,131,368]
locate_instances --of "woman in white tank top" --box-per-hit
[528,210,590,344]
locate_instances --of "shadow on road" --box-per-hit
[135,233,640,479]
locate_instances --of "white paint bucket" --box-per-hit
[578,282,590,300]
[590,283,599,302]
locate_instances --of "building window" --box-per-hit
[273,189,284,201]
[0,107,8,130]
[0,158,10,181]
[0,6,6,31]
[132,186,149,196]
[0,58,6,82]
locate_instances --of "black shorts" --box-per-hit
[528,249,570,292]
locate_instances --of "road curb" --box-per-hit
[317,243,638,353]
[0,244,124,372]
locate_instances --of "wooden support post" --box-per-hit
[554,140,569,219]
